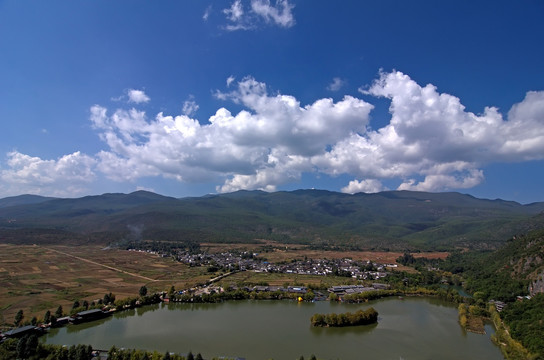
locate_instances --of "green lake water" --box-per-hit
[43,297,504,360]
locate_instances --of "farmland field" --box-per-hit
[0,244,210,325]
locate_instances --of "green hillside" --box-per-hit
[442,227,544,358]
[0,189,543,250]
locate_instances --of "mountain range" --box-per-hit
[1,190,543,251]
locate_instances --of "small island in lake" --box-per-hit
[310,307,378,327]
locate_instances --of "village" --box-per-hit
[130,247,397,281]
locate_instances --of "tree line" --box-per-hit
[0,338,93,360]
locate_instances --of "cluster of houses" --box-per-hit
[175,282,391,300]
[130,247,395,280]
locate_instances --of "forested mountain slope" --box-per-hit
[0,190,543,250]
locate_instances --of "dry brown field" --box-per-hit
[0,244,210,326]
[201,241,449,264]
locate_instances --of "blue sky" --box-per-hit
[1,1,543,203]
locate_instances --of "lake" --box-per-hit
[43,297,504,360]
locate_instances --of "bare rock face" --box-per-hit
[529,270,544,296]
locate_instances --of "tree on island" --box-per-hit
[139,285,148,297]
[311,307,378,327]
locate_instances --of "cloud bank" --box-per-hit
[1,71,544,197]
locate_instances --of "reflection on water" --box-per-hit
[63,316,112,334]
[116,303,162,319]
[44,297,504,360]
[309,321,378,336]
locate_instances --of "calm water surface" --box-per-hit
[44,297,503,360]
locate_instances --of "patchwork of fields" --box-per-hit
[0,242,448,326]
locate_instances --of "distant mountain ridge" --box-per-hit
[0,189,543,250]
[0,194,56,208]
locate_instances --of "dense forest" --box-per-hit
[442,229,544,302]
[501,294,544,357]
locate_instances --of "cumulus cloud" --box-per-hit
[127,89,150,104]
[0,151,96,197]
[222,0,295,31]
[90,76,372,191]
[87,72,544,194]
[341,179,385,194]
[3,70,544,197]
[319,70,544,193]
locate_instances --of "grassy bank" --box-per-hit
[489,305,536,360]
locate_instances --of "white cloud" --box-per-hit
[0,151,96,197]
[251,0,295,28]
[203,5,212,21]
[317,70,544,192]
[90,72,544,194]
[224,0,244,22]
[3,70,544,198]
[327,77,345,92]
[226,75,236,87]
[223,0,249,30]
[222,0,295,31]
[398,169,484,192]
[182,97,200,116]
[341,179,385,194]
[127,89,150,104]
[90,76,372,191]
